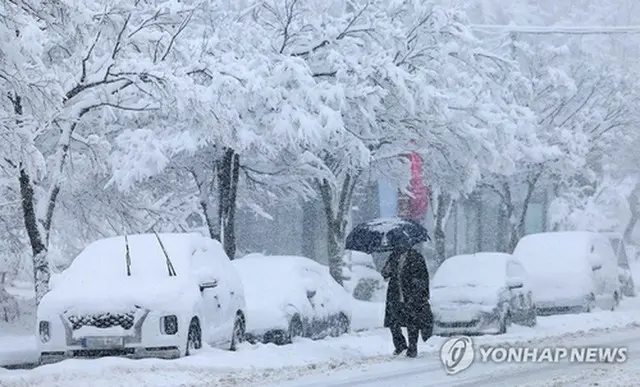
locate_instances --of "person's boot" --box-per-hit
[393,344,407,355]
[406,346,418,358]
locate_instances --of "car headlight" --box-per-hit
[39,321,51,343]
[160,315,178,335]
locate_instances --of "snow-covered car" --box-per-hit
[513,231,621,315]
[343,250,387,302]
[37,232,246,364]
[602,232,636,297]
[232,254,351,345]
[431,252,536,336]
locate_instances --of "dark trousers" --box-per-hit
[390,325,419,351]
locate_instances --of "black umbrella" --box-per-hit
[345,217,430,254]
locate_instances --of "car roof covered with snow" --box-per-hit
[432,252,513,288]
[512,231,596,270]
[233,254,333,297]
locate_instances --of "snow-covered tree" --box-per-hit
[1,0,197,305]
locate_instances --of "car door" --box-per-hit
[586,240,607,301]
[202,240,237,346]
[190,246,224,345]
[505,259,528,323]
[215,255,239,343]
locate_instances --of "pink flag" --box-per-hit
[398,152,429,222]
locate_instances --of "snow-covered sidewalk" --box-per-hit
[2,303,640,387]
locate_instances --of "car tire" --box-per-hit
[330,313,350,337]
[524,307,537,327]
[186,317,202,356]
[584,293,596,312]
[288,315,303,343]
[625,278,636,297]
[230,313,245,351]
[498,312,510,334]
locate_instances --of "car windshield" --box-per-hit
[63,234,191,283]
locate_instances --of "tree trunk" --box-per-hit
[502,183,516,252]
[433,192,452,268]
[551,181,562,231]
[217,148,240,259]
[507,174,541,253]
[18,166,50,306]
[624,183,640,243]
[301,199,318,259]
[318,174,358,285]
[191,169,217,240]
[9,93,60,307]
[475,196,483,252]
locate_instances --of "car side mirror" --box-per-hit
[306,290,317,299]
[506,278,523,289]
[199,280,218,292]
[592,264,602,271]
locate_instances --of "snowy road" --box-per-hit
[3,305,640,386]
[264,328,640,387]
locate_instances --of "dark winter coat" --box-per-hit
[381,248,433,341]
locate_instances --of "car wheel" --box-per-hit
[584,293,596,312]
[186,317,202,356]
[625,278,636,297]
[498,312,510,334]
[288,315,303,343]
[524,306,537,327]
[230,313,245,351]
[330,313,350,337]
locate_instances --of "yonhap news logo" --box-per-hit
[439,336,628,375]
[439,336,475,375]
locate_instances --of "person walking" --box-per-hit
[381,245,433,358]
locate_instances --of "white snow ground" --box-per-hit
[268,328,640,387]
[2,303,640,387]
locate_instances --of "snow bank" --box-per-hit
[349,300,384,331]
[4,303,640,385]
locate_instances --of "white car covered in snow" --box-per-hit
[37,233,246,364]
[232,254,351,345]
[431,252,537,336]
[513,231,621,315]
